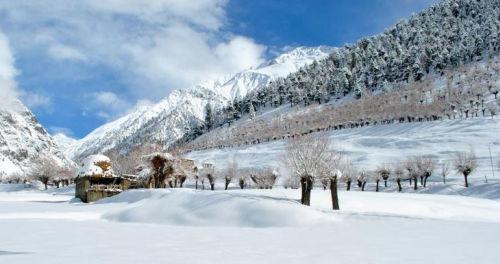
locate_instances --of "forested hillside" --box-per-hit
[178,0,499,148]
[180,56,499,152]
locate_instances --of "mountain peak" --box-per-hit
[68,46,333,160]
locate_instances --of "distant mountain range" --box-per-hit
[63,46,334,161]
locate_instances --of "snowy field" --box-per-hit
[2,183,500,264]
[187,117,500,181]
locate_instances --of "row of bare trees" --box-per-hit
[0,155,77,190]
[281,133,483,210]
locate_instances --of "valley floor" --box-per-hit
[1,184,500,264]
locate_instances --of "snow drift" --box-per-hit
[102,189,336,227]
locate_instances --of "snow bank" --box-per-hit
[103,189,336,227]
[418,182,500,200]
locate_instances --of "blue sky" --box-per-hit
[0,0,437,139]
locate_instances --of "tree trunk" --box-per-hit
[376,180,379,192]
[225,179,230,190]
[300,177,306,204]
[423,175,429,188]
[396,179,402,192]
[384,180,387,187]
[300,176,313,206]
[330,177,339,210]
[420,176,424,186]
[346,180,351,191]
[357,180,362,188]
[464,172,469,187]
[409,178,412,186]
[443,176,446,184]
[413,177,418,190]
[361,182,366,191]
[210,183,215,190]
[195,180,198,189]
[239,179,245,189]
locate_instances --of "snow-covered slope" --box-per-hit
[68,46,334,160]
[52,133,78,157]
[187,117,500,181]
[0,99,73,177]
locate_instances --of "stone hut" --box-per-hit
[75,154,134,203]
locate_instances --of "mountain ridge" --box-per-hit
[65,46,335,160]
[0,99,74,177]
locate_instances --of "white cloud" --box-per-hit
[47,44,87,62]
[0,0,267,104]
[20,91,53,112]
[1,28,53,113]
[48,126,74,137]
[0,29,20,110]
[88,91,130,121]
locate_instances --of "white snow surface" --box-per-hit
[187,117,500,181]
[1,184,500,264]
[68,46,334,160]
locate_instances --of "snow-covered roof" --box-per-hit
[77,154,114,177]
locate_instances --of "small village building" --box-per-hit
[75,154,135,203]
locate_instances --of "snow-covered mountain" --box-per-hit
[52,133,78,157]
[0,99,74,177]
[68,46,334,160]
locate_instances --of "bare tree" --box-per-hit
[319,151,343,210]
[201,163,216,190]
[376,164,391,188]
[250,168,277,189]
[193,167,200,189]
[144,153,175,188]
[454,151,478,187]
[207,174,216,190]
[238,175,246,189]
[440,161,450,184]
[416,156,435,188]
[283,134,333,206]
[358,172,368,191]
[393,164,405,192]
[30,156,58,190]
[58,166,76,186]
[340,160,355,191]
[224,158,238,190]
[5,172,23,184]
[404,159,418,190]
[320,178,329,190]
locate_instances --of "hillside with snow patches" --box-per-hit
[0,99,73,177]
[66,46,334,161]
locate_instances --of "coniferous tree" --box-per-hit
[204,103,213,131]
